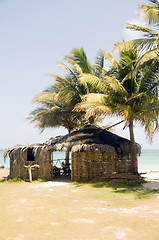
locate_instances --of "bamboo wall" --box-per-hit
[71,149,132,181]
[9,145,134,181]
[9,147,53,181]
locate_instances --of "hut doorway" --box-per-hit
[51,151,71,177]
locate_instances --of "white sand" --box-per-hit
[140,171,159,190]
[141,171,159,181]
[39,182,70,187]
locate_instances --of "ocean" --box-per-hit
[0,149,159,172]
[138,149,159,172]
[0,150,10,168]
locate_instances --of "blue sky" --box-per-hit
[0,0,158,149]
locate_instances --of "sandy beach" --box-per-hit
[1,168,159,239]
[1,168,159,189]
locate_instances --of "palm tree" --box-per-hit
[114,0,159,64]
[29,48,105,163]
[76,46,159,174]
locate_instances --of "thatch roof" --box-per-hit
[45,125,141,155]
[4,125,141,158]
[4,144,46,160]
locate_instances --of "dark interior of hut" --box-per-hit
[27,148,35,161]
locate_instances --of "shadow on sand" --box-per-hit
[75,179,159,198]
[53,175,71,183]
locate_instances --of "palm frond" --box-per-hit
[84,105,113,119]
[43,85,59,93]
[57,62,77,79]
[75,93,114,120]
[136,47,159,66]
[105,52,119,71]
[83,93,110,105]
[114,38,156,52]
[33,92,57,106]
[126,23,159,37]
[64,48,91,73]
[79,73,108,93]
[137,110,159,141]
[92,50,106,78]
[105,76,127,94]
[94,50,105,69]
[47,74,68,84]
[139,2,159,25]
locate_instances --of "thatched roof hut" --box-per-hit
[5,124,141,181]
[4,144,53,181]
[45,124,141,154]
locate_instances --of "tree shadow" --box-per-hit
[75,180,159,198]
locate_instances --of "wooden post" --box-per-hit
[24,164,40,182]
[28,166,32,183]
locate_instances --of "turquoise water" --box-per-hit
[0,150,10,168]
[138,149,159,172]
[0,149,159,172]
[52,151,71,167]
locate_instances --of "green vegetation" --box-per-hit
[0,178,47,183]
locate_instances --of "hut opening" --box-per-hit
[52,151,71,177]
[27,148,35,161]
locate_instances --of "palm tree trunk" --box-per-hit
[64,127,72,166]
[65,149,70,165]
[129,119,138,174]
